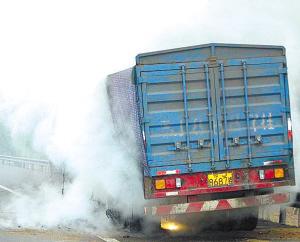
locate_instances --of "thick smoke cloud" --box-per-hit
[0,0,299,230]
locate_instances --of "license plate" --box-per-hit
[207,172,233,187]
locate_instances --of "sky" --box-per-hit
[0,0,299,102]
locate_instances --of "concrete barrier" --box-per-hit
[259,205,300,227]
[282,207,300,227]
[259,205,281,223]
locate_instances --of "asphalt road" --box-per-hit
[1,221,300,242]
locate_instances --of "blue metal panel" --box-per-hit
[133,44,293,177]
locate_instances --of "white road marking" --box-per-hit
[97,235,120,242]
[0,184,22,196]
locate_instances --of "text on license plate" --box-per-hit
[207,172,233,187]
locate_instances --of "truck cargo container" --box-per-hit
[107,43,294,231]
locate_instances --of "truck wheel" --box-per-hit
[238,208,258,231]
[143,220,163,235]
[218,219,236,231]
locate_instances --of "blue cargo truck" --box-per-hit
[107,43,294,231]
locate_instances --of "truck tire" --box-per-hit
[218,219,236,231]
[219,208,258,231]
[237,208,258,231]
[144,220,163,235]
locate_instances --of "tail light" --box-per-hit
[274,168,284,178]
[288,117,293,140]
[155,179,166,190]
[165,178,176,189]
[264,169,275,179]
[259,168,284,180]
[259,169,265,180]
[176,178,182,188]
[155,178,182,190]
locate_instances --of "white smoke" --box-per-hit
[0,81,145,230]
[0,0,299,231]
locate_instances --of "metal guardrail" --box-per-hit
[0,155,53,174]
[0,155,65,197]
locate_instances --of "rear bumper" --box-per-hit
[144,192,290,216]
[147,165,295,199]
[151,180,292,199]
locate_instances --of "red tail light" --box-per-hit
[264,169,275,179]
[288,117,293,140]
[259,168,284,180]
[165,178,176,189]
[155,177,182,190]
[288,130,292,140]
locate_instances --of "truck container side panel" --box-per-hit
[106,68,147,169]
[135,44,293,179]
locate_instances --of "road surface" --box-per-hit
[0,221,300,241]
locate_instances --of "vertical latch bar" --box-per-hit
[242,61,252,166]
[141,82,153,163]
[181,65,192,171]
[204,64,215,169]
[220,63,230,168]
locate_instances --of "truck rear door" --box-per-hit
[136,62,220,173]
[135,44,291,177]
[214,57,289,167]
